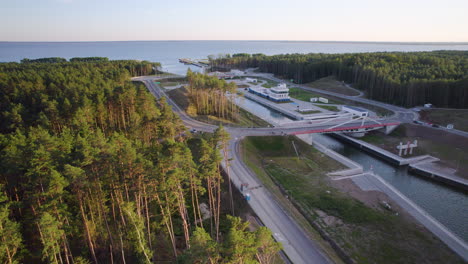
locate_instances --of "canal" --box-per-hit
[236,96,468,243]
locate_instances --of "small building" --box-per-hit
[245,77,257,83]
[342,106,369,117]
[319,97,328,103]
[424,103,433,108]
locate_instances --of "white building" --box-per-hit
[310,97,328,103]
[245,77,257,83]
[248,83,290,102]
[342,106,369,117]
[277,83,287,89]
[319,97,328,103]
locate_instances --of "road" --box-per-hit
[244,69,468,138]
[135,75,468,263]
[136,76,333,264]
[243,69,417,123]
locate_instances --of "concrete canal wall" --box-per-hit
[331,134,468,191]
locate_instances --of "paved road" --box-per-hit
[244,69,468,139]
[229,139,332,264]
[136,76,332,264]
[244,69,417,123]
[136,75,468,263]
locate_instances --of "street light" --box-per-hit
[285,189,293,213]
[456,148,461,172]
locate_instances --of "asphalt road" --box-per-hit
[244,69,417,123]
[244,69,468,138]
[136,75,468,263]
[136,76,333,264]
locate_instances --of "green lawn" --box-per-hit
[289,88,341,104]
[420,109,468,132]
[160,81,183,87]
[297,110,321,115]
[242,136,465,264]
[316,105,340,112]
[305,76,360,96]
[261,83,275,88]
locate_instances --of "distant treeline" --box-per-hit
[212,51,468,108]
[15,57,157,77]
[23,57,118,63]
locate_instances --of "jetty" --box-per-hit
[179,58,208,68]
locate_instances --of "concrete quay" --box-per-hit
[331,134,468,191]
[409,162,468,192]
[296,134,468,261]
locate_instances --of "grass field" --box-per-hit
[261,83,275,88]
[160,81,184,88]
[420,109,468,132]
[316,105,340,112]
[296,110,321,114]
[306,76,360,96]
[166,87,270,127]
[289,85,392,117]
[242,136,465,264]
[289,88,342,104]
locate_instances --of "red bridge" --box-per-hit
[290,122,401,135]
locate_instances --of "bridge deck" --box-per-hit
[291,122,400,135]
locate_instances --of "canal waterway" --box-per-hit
[237,97,468,243]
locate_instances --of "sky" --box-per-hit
[1,0,468,42]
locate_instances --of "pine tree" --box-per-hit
[0,184,23,264]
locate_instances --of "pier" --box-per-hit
[179,58,208,68]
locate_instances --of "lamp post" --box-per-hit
[285,189,293,214]
[456,148,461,172]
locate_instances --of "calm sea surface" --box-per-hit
[1,41,468,75]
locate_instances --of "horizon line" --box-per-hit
[1,40,468,45]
